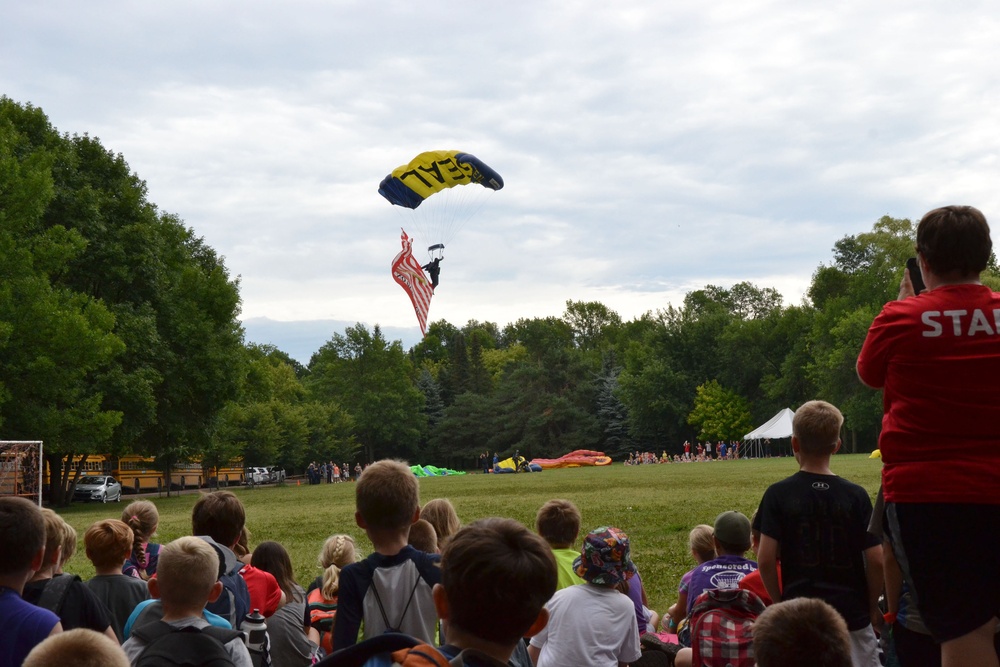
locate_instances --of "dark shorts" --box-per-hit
[885,502,1000,643]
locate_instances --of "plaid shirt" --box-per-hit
[690,589,763,667]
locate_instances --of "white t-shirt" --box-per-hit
[122,615,253,667]
[529,583,641,667]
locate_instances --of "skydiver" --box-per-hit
[422,257,442,289]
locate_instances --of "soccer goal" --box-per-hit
[0,441,43,506]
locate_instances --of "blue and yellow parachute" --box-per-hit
[378,150,503,210]
[379,151,504,262]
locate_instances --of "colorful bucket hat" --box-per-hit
[573,526,637,585]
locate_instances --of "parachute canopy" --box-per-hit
[530,449,613,469]
[379,151,504,259]
[378,150,504,210]
[409,464,466,477]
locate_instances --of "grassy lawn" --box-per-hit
[56,454,882,615]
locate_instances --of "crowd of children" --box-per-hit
[2,396,994,667]
[625,440,753,465]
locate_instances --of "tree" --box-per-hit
[687,380,753,441]
[1,98,246,500]
[0,99,127,504]
[307,324,424,462]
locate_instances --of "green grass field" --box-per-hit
[56,454,882,615]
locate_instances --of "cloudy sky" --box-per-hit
[4,1,1000,361]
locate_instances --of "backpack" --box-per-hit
[688,588,765,667]
[306,584,338,654]
[316,633,502,667]
[37,573,81,615]
[132,620,244,667]
[206,563,251,629]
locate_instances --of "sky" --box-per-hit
[5,1,1000,361]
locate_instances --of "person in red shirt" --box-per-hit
[857,205,1000,667]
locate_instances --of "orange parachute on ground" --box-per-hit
[530,449,613,469]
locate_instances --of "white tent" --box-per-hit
[743,408,795,440]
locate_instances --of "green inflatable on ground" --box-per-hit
[409,465,466,477]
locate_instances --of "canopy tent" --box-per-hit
[744,408,794,440]
[742,408,794,457]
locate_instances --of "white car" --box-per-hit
[73,475,123,503]
[248,467,270,484]
[266,466,286,483]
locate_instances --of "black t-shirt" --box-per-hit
[23,576,113,633]
[755,471,879,630]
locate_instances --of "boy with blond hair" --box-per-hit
[535,499,585,590]
[84,519,150,641]
[24,628,130,667]
[333,459,442,648]
[754,400,883,667]
[122,536,251,667]
[0,497,62,667]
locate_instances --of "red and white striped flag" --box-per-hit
[391,229,433,335]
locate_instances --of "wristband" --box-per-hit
[883,612,897,625]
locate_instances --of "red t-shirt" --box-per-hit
[738,562,780,606]
[857,284,1000,504]
[241,564,283,617]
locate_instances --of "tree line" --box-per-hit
[4,98,997,504]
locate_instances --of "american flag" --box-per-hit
[391,229,434,335]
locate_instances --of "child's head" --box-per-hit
[84,520,134,570]
[123,500,159,541]
[59,522,78,570]
[155,536,222,612]
[234,526,251,560]
[753,598,852,667]
[573,526,636,587]
[191,491,246,548]
[39,508,68,568]
[408,519,439,554]
[0,497,46,578]
[713,511,751,555]
[438,518,556,645]
[792,400,843,458]
[251,541,299,603]
[355,459,419,533]
[535,499,581,549]
[421,498,461,547]
[24,628,130,667]
[318,534,358,599]
[689,524,716,563]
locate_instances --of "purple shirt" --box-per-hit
[685,555,758,616]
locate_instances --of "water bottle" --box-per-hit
[243,608,269,667]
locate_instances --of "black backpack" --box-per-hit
[133,620,243,667]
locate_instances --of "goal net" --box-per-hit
[0,441,43,506]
